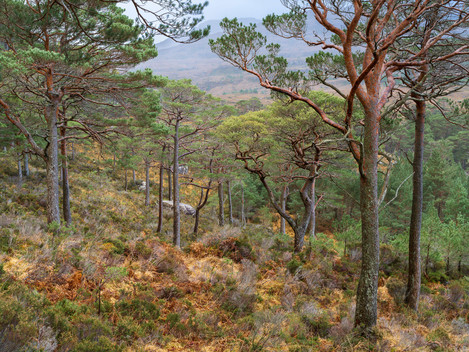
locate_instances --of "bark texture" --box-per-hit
[405,96,425,311]
[227,180,233,225]
[45,98,61,225]
[354,109,380,330]
[241,184,246,227]
[60,123,71,226]
[172,120,181,248]
[280,185,288,235]
[24,153,29,177]
[157,161,164,233]
[145,161,150,206]
[218,181,225,226]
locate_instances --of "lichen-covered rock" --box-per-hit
[161,200,196,216]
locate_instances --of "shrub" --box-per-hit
[386,276,406,305]
[286,258,302,275]
[115,316,142,344]
[219,236,254,263]
[116,298,160,322]
[103,237,128,256]
[75,315,112,341]
[134,240,152,259]
[73,336,121,352]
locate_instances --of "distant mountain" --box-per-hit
[137,18,322,102]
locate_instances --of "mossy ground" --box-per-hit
[0,152,467,351]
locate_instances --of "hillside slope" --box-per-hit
[0,152,468,351]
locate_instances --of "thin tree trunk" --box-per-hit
[193,191,204,236]
[227,180,233,225]
[354,109,380,330]
[167,166,172,201]
[60,121,71,226]
[446,256,450,277]
[218,181,225,226]
[157,160,164,233]
[124,170,128,191]
[310,178,316,240]
[194,184,211,236]
[132,169,136,183]
[241,184,246,227]
[173,120,181,248]
[280,185,288,234]
[17,154,22,182]
[193,208,201,236]
[145,161,150,206]
[259,175,312,253]
[45,97,61,225]
[24,153,29,177]
[405,96,425,311]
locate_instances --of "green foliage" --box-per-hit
[116,299,160,322]
[73,337,120,352]
[286,258,302,275]
[209,18,267,69]
[104,266,128,281]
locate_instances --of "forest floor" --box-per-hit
[0,152,468,352]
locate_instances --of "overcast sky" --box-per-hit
[122,0,287,23]
[195,0,287,21]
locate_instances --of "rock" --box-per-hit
[161,200,196,216]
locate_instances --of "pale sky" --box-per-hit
[195,0,287,21]
[122,0,288,23]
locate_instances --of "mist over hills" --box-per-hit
[138,18,321,102]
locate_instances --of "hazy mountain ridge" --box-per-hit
[138,18,321,101]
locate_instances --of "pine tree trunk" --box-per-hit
[354,109,380,331]
[60,122,71,226]
[227,180,233,225]
[24,153,29,177]
[310,178,316,240]
[241,184,246,227]
[446,256,450,277]
[218,181,225,226]
[124,170,128,191]
[173,120,181,248]
[17,154,23,182]
[167,166,172,201]
[45,97,61,225]
[193,186,211,236]
[405,96,425,311]
[145,161,150,206]
[157,161,164,233]
[294,224,307,253]
[280,185,288,235]
[193,208,201,236]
